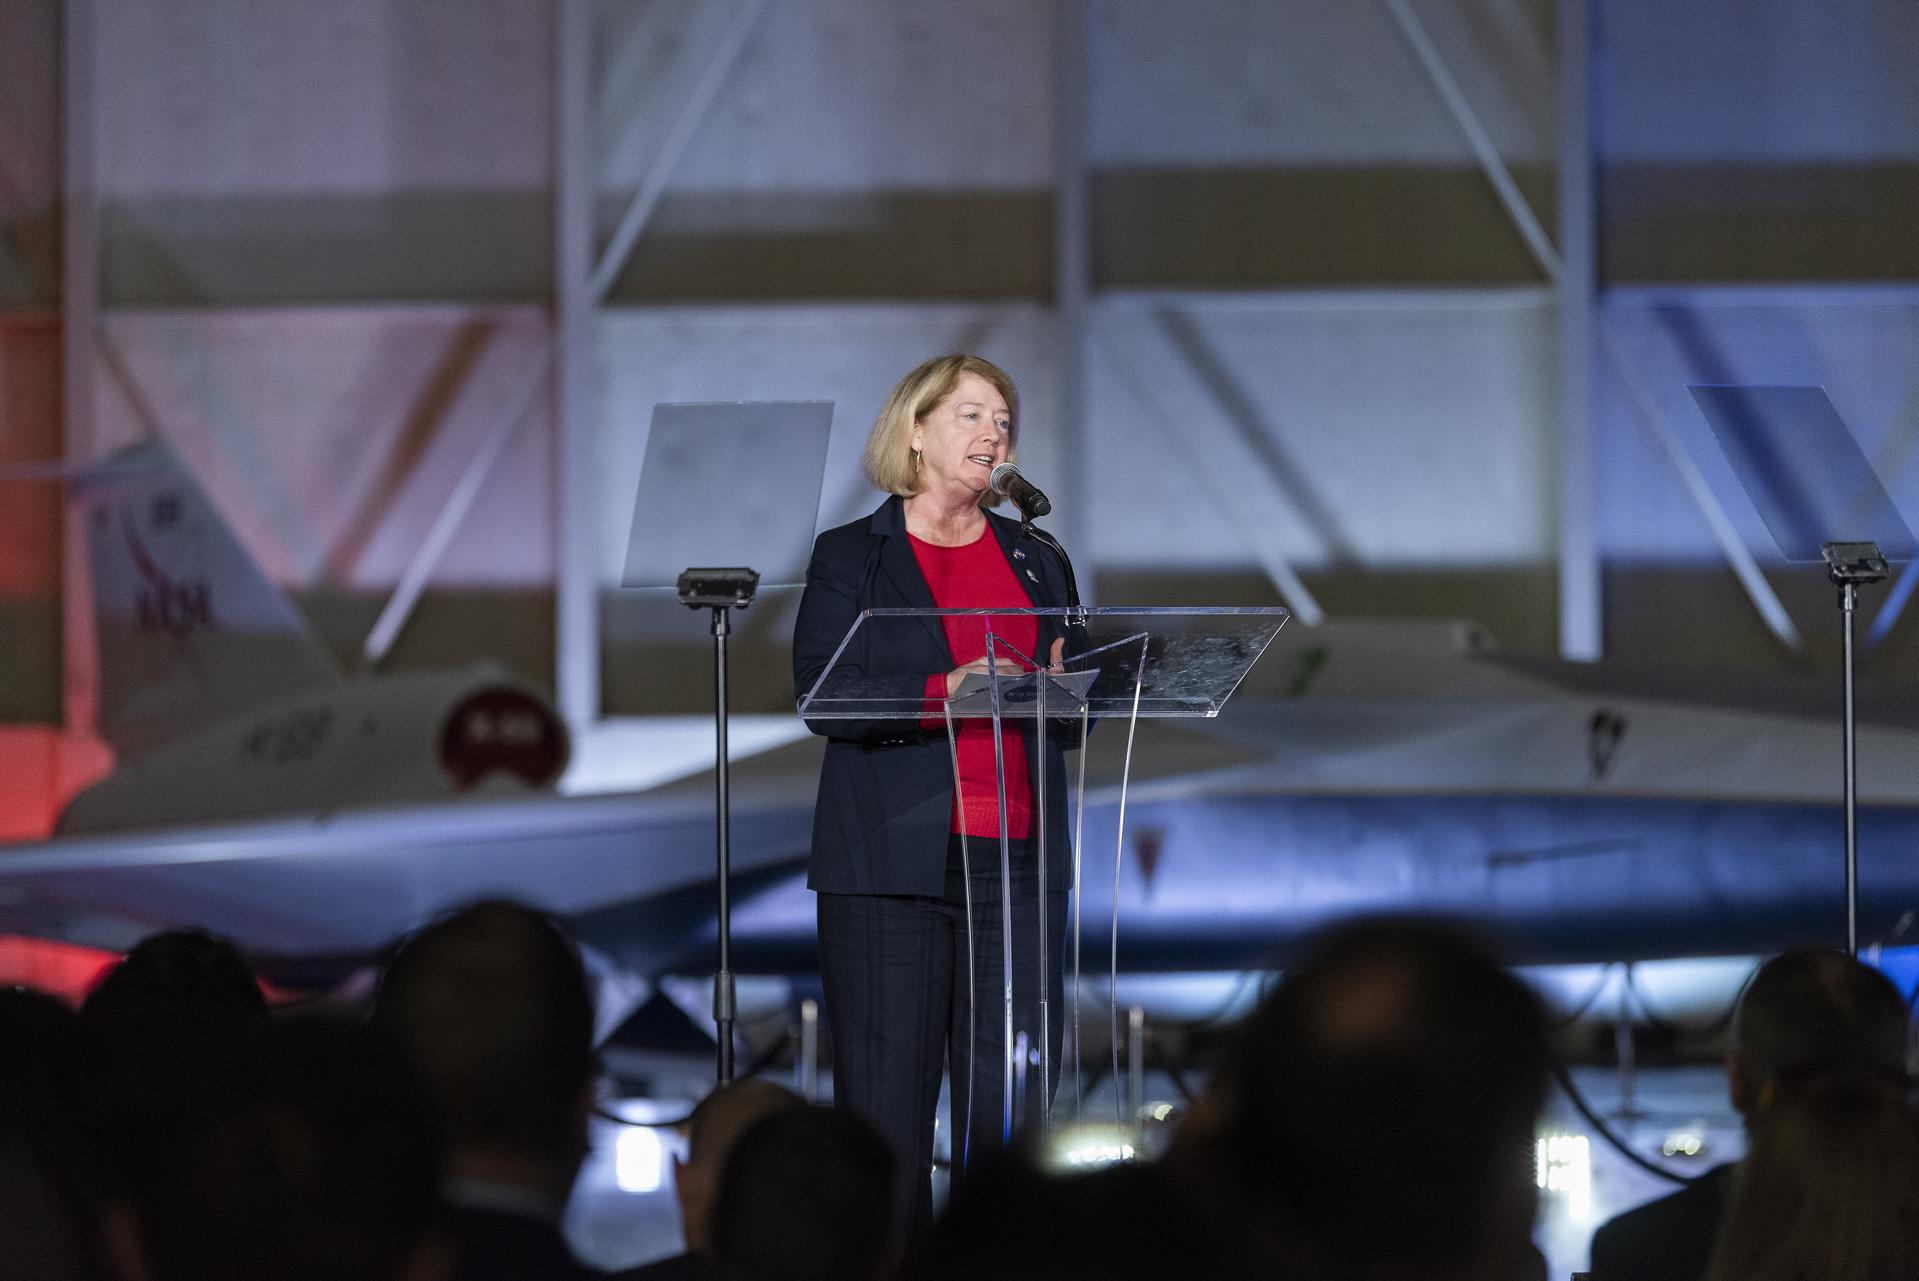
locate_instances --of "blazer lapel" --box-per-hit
[868,497,952,660]
[986,515,1044,608]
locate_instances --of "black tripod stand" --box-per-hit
[1823,541,1889,958]
[677,566,760,1082]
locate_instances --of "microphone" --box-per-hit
[988,461,1052,519]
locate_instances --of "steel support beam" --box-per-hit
[1381,0,1561,282]
[1555,0,1601,660]
[1606,283,1919,307]
[1390,0,1799,657]
[362,344,554,667]
[0,157,59,303]
[1096,312,1327,625]
[1385,0,1596,653]
[554,0,598,730]
[1053,0,1091,594]
[59,0,99,737]
[355,2,762,695]
[1869,562,1919,649]
[1100,285,1553,313]
[1051,0,1097,594]
[589,0,768,301]
[1596,329,1802,650]
[96,326,167,442]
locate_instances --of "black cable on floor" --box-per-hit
[1549,1058,1703,1188]
[1551,963,1618,1028]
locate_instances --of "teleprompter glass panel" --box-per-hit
[1689,385,1916,564]
[620,401,835,590]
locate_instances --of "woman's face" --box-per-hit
[911,371,1012,501]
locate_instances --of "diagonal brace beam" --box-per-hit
[361,0,766,671]
[361,344,553,668]
[1381,0,1562,283]
[588,0,769,301]
[1597,327,1802,651]
[1096,310,1326,625]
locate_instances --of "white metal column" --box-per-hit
[59,0,99,738]
[553,0,599,733]
[1556,0,1601,660]
[1054,0,1091,589]
[551,0,767,736]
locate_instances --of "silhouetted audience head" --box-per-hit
[371,900,596,1196]
[912,1144,1236,1281]
[0,986,128,1280]
[708,1105,895,1281]
[1727,947,1909,1119]
[1703,1072,1919,1281]
[674,1078,805,1257]
[83,929,268,1039]
[1188,916,1551,1278]
[82,929,269,1122]
[107,1017,446,1281]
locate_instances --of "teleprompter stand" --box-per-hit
[677,567,761,1081]
[1691,385,1917,956]
[1824,543,1889,955]
[622,400,834,1083]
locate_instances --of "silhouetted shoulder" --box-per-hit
[611,1250,715,1280]
[444,1205,605,1281]
[1589,1165,1735,1281]
[915,1155,1245,1280]
[810,505,886,558]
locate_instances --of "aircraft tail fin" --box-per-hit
[74,441,339,759]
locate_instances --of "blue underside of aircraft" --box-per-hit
[620,792,1918,977]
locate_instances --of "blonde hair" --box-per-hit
[861,354,1019,506]
[1704,1074,1919,1281]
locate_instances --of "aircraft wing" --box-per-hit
[11,614,1919,980]
[0,787,811,979]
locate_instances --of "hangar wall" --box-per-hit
[1,0,1915,757]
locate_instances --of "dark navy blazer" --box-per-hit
[792,496,1078,897]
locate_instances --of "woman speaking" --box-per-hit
[791,354,1077,1234]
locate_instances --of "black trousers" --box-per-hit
[816,835,1068,1239]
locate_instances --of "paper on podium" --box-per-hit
[945,668,1100,718]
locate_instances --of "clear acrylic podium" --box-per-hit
[797,605,1286,1153]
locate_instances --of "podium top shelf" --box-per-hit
[797,605,1289,721]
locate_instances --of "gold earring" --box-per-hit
[912,449,922,477]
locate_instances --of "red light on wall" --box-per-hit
[0,936,119,1006]
[0,934,306,1008]
[0,727,112,841]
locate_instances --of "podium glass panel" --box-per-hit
[797,606,1288,722]
[796,605,1286,1152]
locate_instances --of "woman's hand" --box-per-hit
[945,656,1029,697]
[944,638,1070,696]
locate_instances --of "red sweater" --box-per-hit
[909,529,1038,840]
